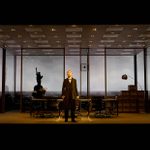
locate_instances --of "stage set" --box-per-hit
[0,25,150,124]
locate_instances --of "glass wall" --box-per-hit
[6,52,14,93]
[89,56,104,96]
[23,56,64,96]
[147,47,150,102]
[0,48,2,96]
[5,49,15,111]
[137,51,144,90]
[65,55,80,95]
[107,56,134,96]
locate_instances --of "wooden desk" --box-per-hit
[57,99,92,117]
[30,97,59,117]
[102,98,118,116]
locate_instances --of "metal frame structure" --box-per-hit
[0,47,148,112]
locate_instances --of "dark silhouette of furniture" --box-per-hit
[117,85,145,113]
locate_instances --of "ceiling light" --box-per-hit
[65,28,83,32]
[96,49,104,51]
[106,27,124,31]
[92,28,97,31]
[68,45,80,48]
[30,34,46,38]
[68,49,80,52]
[122,49,134,51]
[0,35,10,38]
[139,34,150,38]
[25,28,42,32]
[103,34,119,38]
[133,28,138,31]
[98,44,105,47]
[34,40,48,44]
[51,28,56,31]
[54,35,58,38]
[66,34,82,38]
[133,40,145,43]
[5,40,16,44]
[7,44,21,48]
[11,28,16,31]
[42,49,53,52]
[68,39,80,44]
[100,40,115,43]
[37,44,51,47]
[72,25,77,27]
[45,52,55,55]
[17,35,22,38]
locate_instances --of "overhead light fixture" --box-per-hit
[51,28,56,31]
[42,49,53,52]
[5,40,16,44]
[7,44,21,48]
[72,25,77,27]
[68,40,81,43]
[38,44,51,47]
[68,45,80,48]
[65,28,82,32]
[92,28,97,31]
[17,35,22,38]
[133,27,138,31]
[68,49,80,52]
[103,34,119,38]
[30,34,46,38]
[0,35,10,38]
[106,27,124,31]
[66,34,82,38]
[98,44,105,47]
[44,52,55,55]
[100,40,115,43]
[11,28,16,32]
[25,28,42,32]
[96,49,104,51]
[34,40,48,44]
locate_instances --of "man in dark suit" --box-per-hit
[62,69,79,122]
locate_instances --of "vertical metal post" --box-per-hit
[14,55,16,95]
[80,48,82,96]
[0,47,6,113]
[20,48,23,112]
[134,55,137,87]
[104,47,107,97]
[63,48,65,79]
[143,48,148,112]
[87,48,90,98]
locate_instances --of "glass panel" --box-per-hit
[23,56,64,97]
[65,56,80,95]
[137,51,144,90]
[0,48,2,96]
[89,56,104,96]
[147,47,150,102]
[5,49,15,111]
[107,56,134,96]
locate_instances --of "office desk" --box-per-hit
[30,97,59,117]
[102,98,118,116]
[57,99,92,117]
